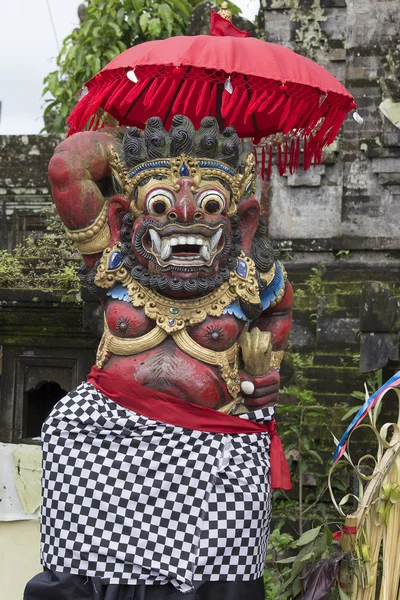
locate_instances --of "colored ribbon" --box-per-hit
[333,370,400,463]
[87,366,291,489]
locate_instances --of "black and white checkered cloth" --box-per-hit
[40,382,273,593]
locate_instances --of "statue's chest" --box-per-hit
[105,299,246,350]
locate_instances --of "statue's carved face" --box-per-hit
[132,175,234,279]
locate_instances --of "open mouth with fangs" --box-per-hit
[142,224,225,267]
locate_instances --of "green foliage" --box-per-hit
[42,0,240,132]
[295,265,325,298]
[0,207,81,299]
[0,250,24,287]
[265,524,347,599]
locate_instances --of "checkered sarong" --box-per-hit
[40,382,272,593]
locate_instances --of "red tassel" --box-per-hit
[261,146,266,180]
[244,90,267,124]
[257,91,280,114]
[183,80,199,115]
[266,92,287,117]
[87,114,96,131]
[157,79,180,115]
[143,78,164,108]
[196,82,211,116]
[221,85,239,119]
[254,147,259,170]
[227,88,248,123]
[296,137,301,170]
[205,83,217,116]
[171,79,193,113]
[277,97,292,130]
[267,145,273,179]
[277,142,288,175]
[289,138,296,174]
[104,79,130,112]
[283,98,304,134]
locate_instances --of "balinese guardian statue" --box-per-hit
[25,116,292,600]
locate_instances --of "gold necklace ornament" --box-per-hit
[95,245,263,333]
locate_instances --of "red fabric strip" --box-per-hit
[87,366,291,489]
[332,525,357,541]
[209,11,250,38]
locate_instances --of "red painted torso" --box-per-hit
[103,299,246,409]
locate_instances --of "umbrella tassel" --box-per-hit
[122,77,156,119]
[296,137,301,170]
[267,145,273,180]
[205,84,218,117]
[170,78,194,114]
[289,138,296,174]
[221,86,240,119]
[254,147,259,170]
[104,79,131,113]
[156,79,180,117]
[277,96,292,130]
[87,114,96,131]
[325,108,347,145]
[196,82,211,117]
[183,80,199,114]
[261,146,266,180]
[282,98,304,134]
[256,91,280,115]
[143,78,165,108]
[226,89,248,123]
[266,93,287,117]
[244,90,267,124]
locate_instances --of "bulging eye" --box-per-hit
[198,190,225,214]
[147,189,174,216]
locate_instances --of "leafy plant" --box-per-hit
[0,207,81,299]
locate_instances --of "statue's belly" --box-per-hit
[103,338,231,409]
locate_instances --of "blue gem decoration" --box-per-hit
[179,163,190,176]
[169,319,175,326]
[233,377,239,383]
[108,251,123,270]
[236,259,248,279]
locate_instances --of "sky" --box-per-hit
[0,0,259,135]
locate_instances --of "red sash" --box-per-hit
[87,366,291,490]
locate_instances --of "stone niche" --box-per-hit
[0,289,100,442]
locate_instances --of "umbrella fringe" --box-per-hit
[67,79,115,135]
[143,78,166,108]
[295,136,301,170]
[221,86,240,119]
[266,92,287,117]
[205,84,218,117]
[183,80,200,115]
[257,91,280,115]
[104,79,131,113]
[267,144,273,179]
[282,98,304,134]
[277,142,288,175]
[253,147,259,171]
[227,88,248,123]
[196,82,211,117]
[325,107,347,145]
[171,79,195,114]
[277,96,292,131]
[121,77,156,120]
[244,90,267,124]
[261,146,266,180]
[157,79,181,117]
[289,138,296,174]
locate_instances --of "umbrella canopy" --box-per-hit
[68,12,355,175]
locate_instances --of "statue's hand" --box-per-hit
[240,369,280,409]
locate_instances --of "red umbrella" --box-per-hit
[68,12,356,175]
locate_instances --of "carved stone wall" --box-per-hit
[0,135,61,249]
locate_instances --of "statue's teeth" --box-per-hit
[188,236,196,244]
[178,236,186,244]
[170,237,179,246]
[149,229,161,252]
[161,240,172,260]
[200,244,210,261]
[210,229,222,250]
[196,237,203,245]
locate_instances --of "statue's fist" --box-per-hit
[240,369,280,409]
